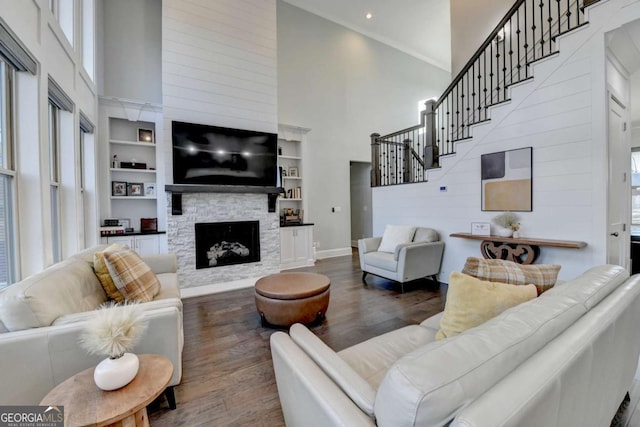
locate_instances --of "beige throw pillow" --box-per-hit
[436,272,537,340]
[104,247,161,303]
[94,244,125,303]
[462,257,560,295]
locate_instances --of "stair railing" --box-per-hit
[371,0,596,187]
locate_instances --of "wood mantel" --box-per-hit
[450,233,587,264]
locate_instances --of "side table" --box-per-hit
[40,354,173,427]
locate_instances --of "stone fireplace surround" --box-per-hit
[166,191,280,291]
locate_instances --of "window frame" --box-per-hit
[48,102,62,263]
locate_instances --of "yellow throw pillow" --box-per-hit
[103,247,161,303]
[94,244,125,303]
[436,272,537,340]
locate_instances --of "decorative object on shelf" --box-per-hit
[471,222,491,236]
[492,212,520,237]
[278,146,283,155]
[127,182,143,196]
[294,187,301,199]
[112,154,118,168]
[79,302,148,391]
[137,128,154,143]
[144,183,156,197]
[287,189,293,199]
[112,181,127,196]
[288,167,299,177]
[281,208,302,225]
[104,218,120,227]
[141,218,158,233]
[120,161,147,170]
[481,147,532,212]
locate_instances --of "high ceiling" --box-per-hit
[281,0,452,72]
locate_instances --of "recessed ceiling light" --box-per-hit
[365,12,372,20]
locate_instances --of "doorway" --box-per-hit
[350,162,372,247]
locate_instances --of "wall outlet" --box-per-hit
[331,206,342,212]
[314,241,320,248]
[439,186,447,192]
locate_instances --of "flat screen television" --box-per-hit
[172,121,277,187]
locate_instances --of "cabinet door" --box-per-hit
[106,235,135,248]
[134,235,160,256]
[280,228,296,265]
[293,227,311,262]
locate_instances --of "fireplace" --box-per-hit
[195,221,260,269]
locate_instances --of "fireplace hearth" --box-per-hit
[195,221,260,269]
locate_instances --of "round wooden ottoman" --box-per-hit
[255,272,330,327]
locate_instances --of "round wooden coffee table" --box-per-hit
[40,354,173,427]
[255,272,331,327]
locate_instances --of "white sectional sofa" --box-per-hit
[0,245,183,405]
[270,265,640,426]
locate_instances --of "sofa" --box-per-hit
[270,265,640,426]
[0,245,184,405]
[358,227,444,290]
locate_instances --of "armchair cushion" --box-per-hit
[413,228,439,243]
[436,272,537,340]
[377,225,416,253]
[363,252,397,272]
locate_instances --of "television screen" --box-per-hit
[172,121,277,187]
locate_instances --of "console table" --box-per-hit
[450,233,587,264]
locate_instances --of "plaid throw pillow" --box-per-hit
[104,247,161,302]
[462,257,560,295]
[93,244,125,303]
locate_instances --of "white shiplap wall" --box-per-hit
[162,0,278,289]
[162,0,277,149]
[373,0,640,283]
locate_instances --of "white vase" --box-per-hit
[94,353,139,391]
[495,226,513,237]
[512,231,520,239]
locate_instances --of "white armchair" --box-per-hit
[358,226,444,292]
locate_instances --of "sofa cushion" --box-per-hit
[94,244,125,302]
[377,225,416,253]
[374,265,629,427]
[339,325,437,390]
[0,258,107,331]
[436,272,537,340]
[104,247,161,303]
[363,252,397,272]
[462,257,560,295]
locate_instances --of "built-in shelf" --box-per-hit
[281,198,302,201]
[283,177,301,180]
[110,168,157,173]
[278,155,302,160]
[110,139,157,147]
[111,196,157,200]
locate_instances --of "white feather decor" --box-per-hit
[79,301,148,359]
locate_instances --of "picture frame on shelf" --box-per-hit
[288,167,299,177]
[144,182,156,197]
[471,222,491,236]
[112,181,127,196]
[137,128,154,143]
[127,182,143,196]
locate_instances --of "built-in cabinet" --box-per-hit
[98,97,167,252]
[102,233,164,256]
[280,225,314,270]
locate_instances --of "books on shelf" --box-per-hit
[100,226,125,236]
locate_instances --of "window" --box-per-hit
[48,102,62,263]
[0,59,16,287]
[81,0,95,79]
[50,0,74,46]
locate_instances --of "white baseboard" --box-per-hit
[316,247,352,260]
[180,276,261,299]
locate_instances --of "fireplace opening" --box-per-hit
[195,221,260,269]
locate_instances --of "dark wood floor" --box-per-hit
[149,251,445,426]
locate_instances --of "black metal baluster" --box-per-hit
[455,82,460,140]
[509,17,513,90]
[548,0,553,53]
[576,0,580,26]
[501,22,506,100]
[566,0,572,31]
[531,0,537,62]
[539,1,545,56]
[557,0,561,36]
[466,71,470,137]
[517,9,522,81]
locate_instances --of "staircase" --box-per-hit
[371,0,600,187]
